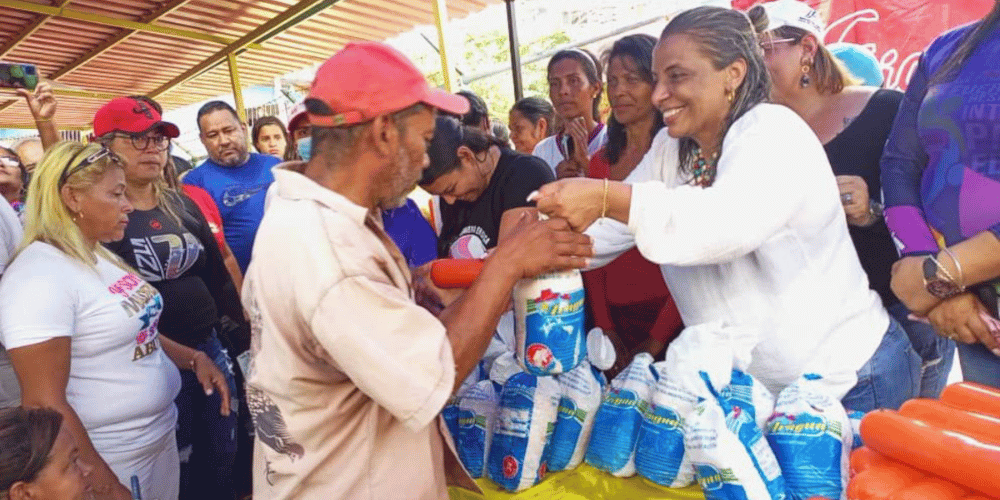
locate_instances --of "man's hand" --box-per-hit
[492,215,593,280]
[926,292,1000,355]
[16,81,56,122]
[412,262,463,316]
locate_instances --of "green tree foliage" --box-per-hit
[422,30,571,125]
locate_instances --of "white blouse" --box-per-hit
[586,103,888,398]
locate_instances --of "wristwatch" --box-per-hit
[923,256,963,299]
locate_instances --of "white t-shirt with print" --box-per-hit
[0,242,181,453]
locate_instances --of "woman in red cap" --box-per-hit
[93,96,243,500]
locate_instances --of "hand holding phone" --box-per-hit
[0,62,38,91]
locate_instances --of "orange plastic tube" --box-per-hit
[886,477,967,500]
[429,259,484,288]
[847,464,925,500]
[940,382,1000,419]
[899,398,1000,445]
[850,447,895,476]
[860,410,1000,498]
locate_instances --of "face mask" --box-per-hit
[297,136,312,162]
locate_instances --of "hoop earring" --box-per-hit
[800,62,812,88]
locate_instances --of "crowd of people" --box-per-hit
[0,0,997,498]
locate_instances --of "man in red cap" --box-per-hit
[241,42,592,499]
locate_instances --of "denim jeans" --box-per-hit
[886,302,956,398]
[956,342,1000,389]
[841,315,922,413]
[175,331,239,500]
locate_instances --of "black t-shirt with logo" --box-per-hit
[438,148,555,258]
[105,194,241,348]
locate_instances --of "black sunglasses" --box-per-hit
[58,147,119,188]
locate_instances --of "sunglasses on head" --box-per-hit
[58,146,121,188]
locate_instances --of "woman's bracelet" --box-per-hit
[940,246,965,290]
[601,178,609,219]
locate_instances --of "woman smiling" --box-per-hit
[533,6,918,410]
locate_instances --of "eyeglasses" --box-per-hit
[114,133,170,152]
[58,147,120,187]
[759,38,797,53]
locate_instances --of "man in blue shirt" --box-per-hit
[184,101,279,272]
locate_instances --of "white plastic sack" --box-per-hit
[765,374,851,500]
[635,364,699,487]
[686,373,787,500]
[457,380,500,478]
[585,352,657,477]
[490,351,521,387]
[487,372,561,492]
[548,360,603,471]
[721,369,776,430]
[513,271,586,375]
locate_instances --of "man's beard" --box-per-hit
[376,145,419,210]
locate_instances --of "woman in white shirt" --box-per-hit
[533,48,609,179]
[533,6,920,410]
[0,142,230,500]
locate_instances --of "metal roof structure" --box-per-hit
[0,0,496,129]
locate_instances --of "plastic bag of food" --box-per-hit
[586,352,658,477]
[686,372,787,500]
[487,372,561,492]
[457,380,501,478]
[635,364,699,487]
[548,360,603,471]
[765,374,851,500]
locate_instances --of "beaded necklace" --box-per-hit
[690,147,719,187]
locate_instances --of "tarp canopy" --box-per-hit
[0,0,496,129]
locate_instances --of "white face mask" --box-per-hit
[297,136,312,162]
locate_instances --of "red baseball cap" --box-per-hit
[287,101,309,136]
[306,42,469,127]
[93,97,180,138]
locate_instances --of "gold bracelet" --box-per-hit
[601,178,609,219]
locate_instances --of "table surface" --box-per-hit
[449,464,706,500]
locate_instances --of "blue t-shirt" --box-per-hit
[382,198,437,268]
[882,21,1000,255]
[183,153,278,272]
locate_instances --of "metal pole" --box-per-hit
[227,53,248,124]
[505,0,524,101]
[431,0,454,92]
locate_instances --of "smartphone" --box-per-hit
[0,62,38,91]
[560,133,575,157]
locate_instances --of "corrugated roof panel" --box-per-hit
[0,0,499,128]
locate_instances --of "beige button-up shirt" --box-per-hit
[243,163,477,499]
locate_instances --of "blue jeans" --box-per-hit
[886,303,956,398]
[957,342,1000,389]
[175,332,238,500]
[841,316,922,413]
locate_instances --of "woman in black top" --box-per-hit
[95,97,242,500]
[749,2,953,397]
[420,115,555,259]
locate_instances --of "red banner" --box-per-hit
[734,0,991,89]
